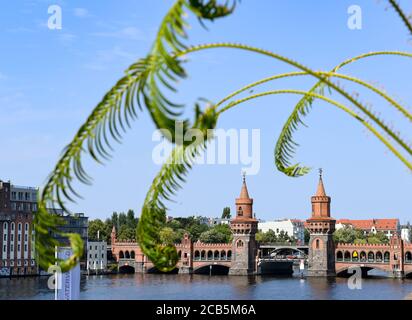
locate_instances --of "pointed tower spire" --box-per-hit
[234,172,254,220]
[311,169,331,219]
[239,171,250,199]
[316,168,327,196]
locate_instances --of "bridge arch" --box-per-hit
[214,250,220,260]
[220,250,226,260]
[193,264,230,275]
[130,251,135,259]
[344,251,351,261]
[376,251,383,262]
[125,250,130,259]
[201,250,206,260]
[352,250,359,261]
[207,250,213,260]
[405,251,412,263]
[194,250,200,260]
[119,265,135,274]
[336,251,343,262]
[147,267,179,274]
[359,251,367,262]
[384,251,390,262]
[336,265,390,278]
[119,250,124,259]
[368,251,375,262]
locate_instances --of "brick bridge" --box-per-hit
[334,236,412,278]
[110,175,412,278]
[111,230,232,274]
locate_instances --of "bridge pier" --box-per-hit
[178,267,193,274]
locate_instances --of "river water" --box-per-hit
[1,270,411,300]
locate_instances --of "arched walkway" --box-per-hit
[405,251,412,263]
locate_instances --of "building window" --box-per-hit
[11,192,16,200]
[18,223,21,231]
[32,203,37,211]
[24,244,28,252]
[10,234,14,242]
[18,234,21,242]
[11,203,16,211]
[18,192,23,200]
[25,223,28,231]
[17,244,20,252]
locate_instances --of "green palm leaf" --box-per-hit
[34,0,238,272]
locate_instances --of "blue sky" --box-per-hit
[1,0,411,223]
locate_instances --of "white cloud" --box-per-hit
[90,26,145,41]
[74,8,89,18]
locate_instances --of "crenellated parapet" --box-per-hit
[193,241,232,249]
[336,243,390,249]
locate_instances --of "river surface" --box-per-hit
[1,271,411,300]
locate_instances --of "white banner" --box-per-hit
[56,247,80,300]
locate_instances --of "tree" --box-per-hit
[367,231,389,244]
[159,227,180,245]
[333,226,366,244]
[199,224,232,243]
[35,0,412,272]
[304,229,310,244]
[117,224,136,241]
[221,207,231,219]
[88,219,106,241]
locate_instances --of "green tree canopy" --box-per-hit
[221,207,231,219]
[88,219,106,241]
[199,224,232,243]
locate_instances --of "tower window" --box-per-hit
[238,207,243,216]
[315,239,320,249]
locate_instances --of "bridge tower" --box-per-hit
[229,174,258,275]
[178,233,193,274]
[306,170,336,277]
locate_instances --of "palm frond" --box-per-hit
[273,51,412,177]
[35,0,238,272]
[388,0,412,35]
[138,105,218,271]
[219,89,412,171]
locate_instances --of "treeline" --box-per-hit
[88,210,138,243]
[161,216,232,244]
[255,229,297,244]
[333,226,389,244]
[88,213,232,244]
